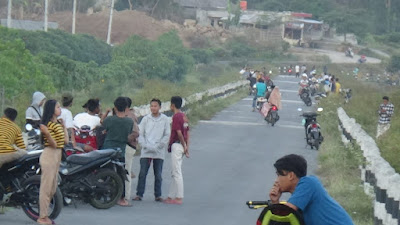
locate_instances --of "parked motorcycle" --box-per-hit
[24,124,43,151]
[299,108,324,150]
[300,88,312,106]
[0,150,63,222]
[264,104,280,126]
[58,148,127,209]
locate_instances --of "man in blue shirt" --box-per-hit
[252,78,267,112]
[269,154,354,225]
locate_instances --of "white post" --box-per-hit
[72,0,77,34]
[7,0,12,28]
[106,0,115,45]
[44,0,48,31]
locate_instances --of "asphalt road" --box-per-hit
[1,75,318,225]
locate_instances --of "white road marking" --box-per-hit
[278,75,297,78]
[279,89,298,93]
[198,120,305,129]
[273,80,299,84]
[199,120,263,126]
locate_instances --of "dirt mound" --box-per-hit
[50,10,174,44]
[47,9,231,46]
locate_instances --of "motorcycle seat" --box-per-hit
[1,150,42,170]
[302,112,318,117]
[66,149,116,165]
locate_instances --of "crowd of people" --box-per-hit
[0,92,190,224]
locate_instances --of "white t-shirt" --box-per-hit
[58,108,74,129]
[295,65,300,73]
[73,112,101,130]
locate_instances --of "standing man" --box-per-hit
[377,96,394,138]
[133,99,170,202]
[101,97,133,207]
[164,96,190,205]
[295,65,300,78]
[0,108,27,168]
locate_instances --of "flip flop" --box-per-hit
[155,197,163,202]
[163,199,182,205]
[132,196,142,201]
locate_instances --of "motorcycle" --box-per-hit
[345,49,354,58]
[58,148,127,209]
[308,80,318,96]
[24,124,43,151]
[358,55,367,63]
[299,108,324,150]
[299,88,312,106]
[74,125,98,150]
[264,104,280,126]
[0,150,63,222]
[246,201,305,225]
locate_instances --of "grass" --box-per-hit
[326,63,400,173]
[317,94,374,225]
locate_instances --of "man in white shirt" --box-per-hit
[59,93,93,152]
[133,99,170,202]
[73,99,101,130]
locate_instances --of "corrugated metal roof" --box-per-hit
[294,18,323,24]
[174,0,228,9]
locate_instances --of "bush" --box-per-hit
[113,31,194,82]
[0,27,112,65]
[387,54,400,73]
[190,49,215,64]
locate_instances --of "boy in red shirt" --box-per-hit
[164,96,189,205]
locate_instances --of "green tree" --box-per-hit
[0,40,54,99]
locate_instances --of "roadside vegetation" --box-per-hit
[324,63,400,173]
[317,94,373,225]
[0,26,287,127]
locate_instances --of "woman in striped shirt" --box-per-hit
[37,100,68,225]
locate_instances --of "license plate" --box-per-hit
[311,128,319,132]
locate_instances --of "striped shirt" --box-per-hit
[378,103,395,124]
[0,118,26,153]
[43,122,65,149]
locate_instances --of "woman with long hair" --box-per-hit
[37,99,68,225]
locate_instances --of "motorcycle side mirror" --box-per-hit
[25,124,33,131]
[317,108,324,112]
[297,108,303,112]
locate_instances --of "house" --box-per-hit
[283,13,325,47]
[174,0,228,18]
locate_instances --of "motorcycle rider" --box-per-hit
[299,74,309,95]
[25,91,46,129]
[0,108,27,169]
[261,85,282,117]
[252,78,267,112]
[73,99,102,131]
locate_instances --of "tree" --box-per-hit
[323,8,369,42]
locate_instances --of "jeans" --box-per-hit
[136,158,163,198]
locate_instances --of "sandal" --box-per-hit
[118,199,132,207]
[163,198,182,205]
[132,196,142,201]
[155,197,163,202]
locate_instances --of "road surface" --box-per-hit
[1,75,319,225]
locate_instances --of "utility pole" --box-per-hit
[72,0,77,34]
[106,0,115,45]
[7,0,12,28]
[44,0,48,31]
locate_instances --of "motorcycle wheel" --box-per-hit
[314,142,320,150]
[22,175,63,222]
[305,98,312,106]
[89,169,123,209]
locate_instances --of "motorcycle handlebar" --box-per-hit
[246,201,270,207]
